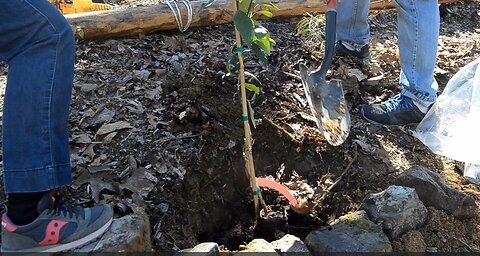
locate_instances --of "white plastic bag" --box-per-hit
[464,163,480,186]
[415,58,480,164]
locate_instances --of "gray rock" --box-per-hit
[394,165,477,219]
[360,185,428,240]
[176,242,220,256]
[271,234,311,255]
[77,211,152,252]
[240,239,278,253]
[304,211,392,254]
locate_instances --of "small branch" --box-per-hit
[445,233,480,252]
[154,133,202,144]
[263,116,302,145]
[282,71,301,81]
[327,144,358,192]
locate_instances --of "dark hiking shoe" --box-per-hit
[1,191,113,252]
[335,40,371,60]
[361,93,426,126]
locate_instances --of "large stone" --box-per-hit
[304,211,392,254]
[394,165,477,219]
[241,239,278,253]
[360,185,428,240]
[176,242,220,256]
[77,211,152,252]
[271,234,311,255]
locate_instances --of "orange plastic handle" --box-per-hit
[327,0,336,9]
[256,177,298,207]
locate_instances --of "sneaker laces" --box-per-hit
[50,203,85,220]
[39,190,85,220]
[384,94,415,112]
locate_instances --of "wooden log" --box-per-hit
[67,0,466,40]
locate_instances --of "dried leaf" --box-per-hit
[129,155,138,171]
[74,83,99,93]
[354,139,374,153]
[73,133,92,144]
[126,100,145,114]
[120,168,155,198]
[91,107,115,126]
[96,121,133,136]
[170,166,186,180]
[82,144,96,160]
[347,68,368,81]
[133,70,151,80]
[72,168,119,202]
[87,165,112,173]
[102,131,118,143]
[145,87,162,101]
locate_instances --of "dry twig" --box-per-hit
[327,144,359,192]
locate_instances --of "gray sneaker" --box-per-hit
[335,40,371,60]
[361,93,426,126]
[1,191,113,252]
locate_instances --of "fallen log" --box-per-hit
[67,0,466,40]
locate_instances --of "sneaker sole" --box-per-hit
[336,52,371,61]
[2,217,113,253]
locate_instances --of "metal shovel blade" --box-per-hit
[300,64,351,146]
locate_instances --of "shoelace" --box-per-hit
[47,193,85,220]
[53,204,85,218]
[49,204,84,220]
[384,94,415,112]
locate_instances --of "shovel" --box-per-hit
[299,0,350,146]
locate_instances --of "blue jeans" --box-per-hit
[337,0,440,106]
[0,0,74,193]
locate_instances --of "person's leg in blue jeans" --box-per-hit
[1,0,74,194]
[336,0,371,58]
[336,0,440,126]
[0,0,112,252]
[396,0,439,110]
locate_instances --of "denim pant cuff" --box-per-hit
[402,88,437,106]
[3,164,72,193]
[342,41,368,51]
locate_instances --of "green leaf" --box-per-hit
[244,71,262,86]
[245,83,260,94]
[226,53,240,75]
[254,26,269,39]
[262,3,280,10]
[256,10,273,18]
[253,20,262,27]
[253,35,271,56]
[239,0,253,13]
[251,44,267,66]
[234,10,255,45]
